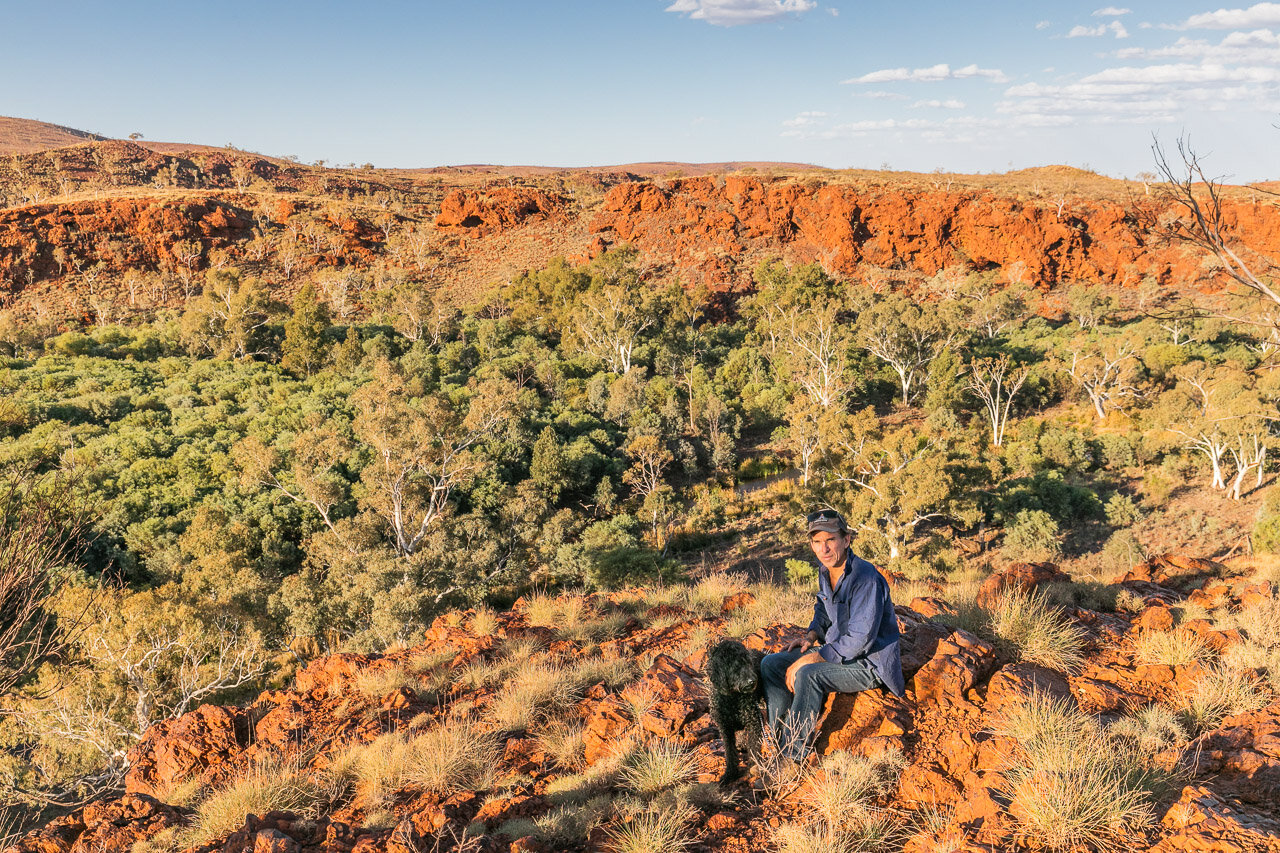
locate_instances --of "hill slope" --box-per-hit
[0,117,106,155]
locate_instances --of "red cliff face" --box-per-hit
[589,175,1280,292]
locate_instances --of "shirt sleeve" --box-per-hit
[807,596,830,638]
[817,569,883,664]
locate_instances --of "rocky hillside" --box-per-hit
[4,135,1280,320]
[8,557,1278,853]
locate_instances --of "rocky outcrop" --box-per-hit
[589,175,1280,290]
[435,187,567,233]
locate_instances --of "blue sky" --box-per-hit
[4,1,1279,179]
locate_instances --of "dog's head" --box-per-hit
[708,638,760,694]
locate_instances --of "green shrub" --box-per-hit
[1253,489,1280,554]
[1003,509,1063,562]
[1104,493,1143,528]
[785,558,818,587]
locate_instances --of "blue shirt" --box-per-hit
[807,549,906,697]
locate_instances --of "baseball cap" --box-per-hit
[806,509,848,535]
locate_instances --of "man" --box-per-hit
[760,508,905,761]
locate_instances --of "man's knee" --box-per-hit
[760,651,791,682]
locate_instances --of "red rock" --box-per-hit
[251,829,299,853]
[435,187,566,232]
[907,596,954,619]
[620,654,707,740]
[742,625,800,653]
[720,591,755,614]
[581,694,632,765]
[976,562,1068,608]
[1164,700,1280,806]
[911,629,998,709]
[983,662,1073,717]
[1189,581,1233,610]
[125,704,249,797]
[814,689,911,757]
[1135,603,1175,633]
[1153,785,1280,851]
[1238,582,1273,609]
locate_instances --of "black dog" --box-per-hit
[705,638,765,786]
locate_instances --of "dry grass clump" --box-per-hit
[619,741,699,799]
[1181,665,1271,731]
[498,796,613,846]
[605,805,697,853]
[985,589,1084,673]
[1108,705,1189,756]
[769,749,906,853]
[353,665,419,699]
[485,655,628,731]
[1213,599,1280,689]
[995,694,1157,850]
[537,719,587,771]
[683,571,749,617]
[1132,629,1211,667]
[523,592,593,632]
[334,717,500,808]
[723,582,813,638]
[931,587,1083,672]
[771,810,903,853]
[471,605,498,636]
[185,757,330,846]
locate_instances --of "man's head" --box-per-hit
[807,509,850,570]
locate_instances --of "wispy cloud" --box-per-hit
[1174,2,1280,29]
[1067,20,1129,38]
[1115,27,1280,62]
[911,98,966,108]
[1092,6,1132,16]
[1036,20,1051,29]
[842,63,1009,84]
[853,90,910,99]
[665,0,817,26]
[781,110,829,127]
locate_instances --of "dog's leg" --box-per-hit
[744,703,763,771]
[714,706,742,786]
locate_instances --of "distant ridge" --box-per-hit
[0,116,107,155]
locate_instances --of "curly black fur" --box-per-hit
[706,638,765,786]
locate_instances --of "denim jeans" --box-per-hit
[760,648,881,759]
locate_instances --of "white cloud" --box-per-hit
[1081,61,1280,83]
[853,90,910,99]
[665,0,817,26]
[781,110,829,127]
[1067,20,1129,37]
[1115,27,1280,62]
[843,63,1009,84]
[828,6,839,15]
[911,98,966,108]
[1175,2,1280,29]
[1036,20,1052,29]
[1093,6,1132,16]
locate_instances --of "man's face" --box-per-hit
[809,530,850,570]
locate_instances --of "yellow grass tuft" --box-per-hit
[185,758,329,847]
[995,694,1156,850]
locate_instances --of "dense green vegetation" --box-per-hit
[2,248,1278,810]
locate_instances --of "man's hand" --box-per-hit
[783,631,821,653]
[785,650,824,692]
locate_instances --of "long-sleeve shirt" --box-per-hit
[807,549,906,697]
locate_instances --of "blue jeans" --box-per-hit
[760,649,881,759]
